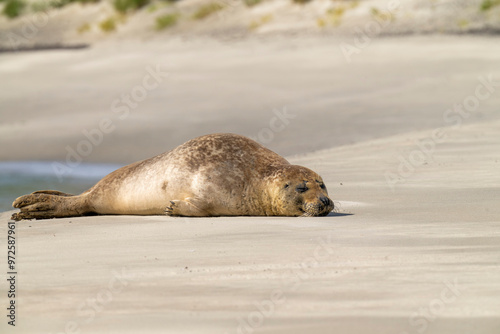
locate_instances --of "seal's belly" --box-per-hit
[93,164,172,215]
[113,182,168,214]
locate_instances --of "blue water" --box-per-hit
[0,161,123,213]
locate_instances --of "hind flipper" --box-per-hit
[13,193,54,209]
[32,190,74,197]
[12,210,59,221]
[13,190,75,209]
[11,192,89,221]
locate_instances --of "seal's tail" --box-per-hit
[11,190,89,221]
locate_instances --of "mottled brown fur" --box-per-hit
[12,133,333,220]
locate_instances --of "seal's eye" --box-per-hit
[296,186,308,193]
[320,184,326,190]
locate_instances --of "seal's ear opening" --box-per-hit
[284,183,290,189]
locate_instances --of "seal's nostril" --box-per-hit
[319,196,330,207]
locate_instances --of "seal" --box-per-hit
[11,133,334,220]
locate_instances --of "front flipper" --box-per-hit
[165,198,208,217]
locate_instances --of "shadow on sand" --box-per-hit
[0,43,89,53]
[327,212,353,217]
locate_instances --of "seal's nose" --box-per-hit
[319,196,331,207]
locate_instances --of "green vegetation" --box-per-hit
[156,13,178,30]
[370,7,393,22]
[457,18,469,28]
[192,2,225,20]
[147,0,176,13]
[329,8,344,26]
[249,13,273,30]
[244,0,262,6]
[147,3,159,12]
[317,1,359,28]
[480,0,500,11]
[77,22,91,33]
[3,0,25,18]
[317,6,345,27]
[292,0,312,4]
[51,0,100,8]
[100,17,117,32]
[317,17,326,27]
[114,0,149,13]
[31,1,50,12]
[370,7,381,18]
[30,0,74,12]
[48,0,69,9]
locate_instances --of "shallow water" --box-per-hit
[0,161,123,213]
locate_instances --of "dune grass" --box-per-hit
[317,1,359,28]
[2,0,25,18]
[480,0,500,11]
[244,0,262,6]
[249,13,273,30]
[77,22,91,34]
[114,0,149,13]
[192,2,225,20]
[100,17,117,32]
[156,13,179,30]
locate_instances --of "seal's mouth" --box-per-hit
[300,197,334,217]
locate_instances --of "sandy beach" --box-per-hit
[1,115,499,333]
[1,15,500,334]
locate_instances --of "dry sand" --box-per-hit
[1,35,500,333]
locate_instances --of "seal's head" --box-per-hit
[268,165,334,217]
